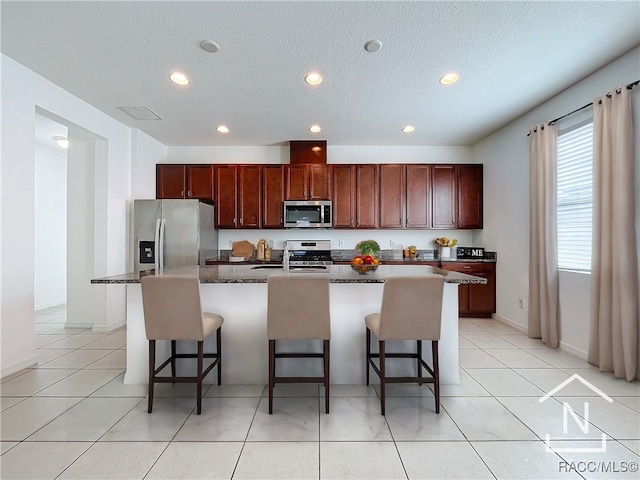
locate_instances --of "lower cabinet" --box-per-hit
[440,262,496,318]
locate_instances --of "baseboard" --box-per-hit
[92,320,126,333]
[1,355,37,380]
[491,313,527,333]
[559,341,588,361]
[35,299,66,311]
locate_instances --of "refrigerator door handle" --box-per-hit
[154,218,161,270]
[159,218,166,270]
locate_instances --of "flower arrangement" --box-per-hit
[435,237,458,248]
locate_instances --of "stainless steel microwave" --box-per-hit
[283,200,332,228]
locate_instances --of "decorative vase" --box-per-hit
[440,246,451,259]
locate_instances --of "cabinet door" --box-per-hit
[309,165,331,200]
[263,165,284,228]
[285,165,308,200]
[406,164,431,228]
[379,164,405,228]
[468,271,496,315]
[458,164,483,229]
[431,165,457,228]
[186,165,213,200]
[214,165,237,228]
[238,165,262,228]
[356,165,378,228]
[331,165,355,228]
[156,165,186,199]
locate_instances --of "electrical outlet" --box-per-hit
[229,240,233,248]
[268,240,274,248]
[519,298,525,309]
[390,239,395,246]
[339,239,345,247]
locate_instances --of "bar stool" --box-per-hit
[267,276,331,414]
[365,275,444,415]
[141,275,223,415]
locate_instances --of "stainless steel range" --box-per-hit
[283,240,333,272]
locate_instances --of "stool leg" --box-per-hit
[196,341,204,415]
[148,340,155,413]
[432,341,440,414]
[417,340,423,381]
[324,340,330,414]
[217,327,222,385]
[365,328,371,386]
[170,340,176,380]
[268,339,275,414]
[379,340,386,416]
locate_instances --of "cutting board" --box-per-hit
[231,240,254,259]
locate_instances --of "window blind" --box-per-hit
[557,122,593,271]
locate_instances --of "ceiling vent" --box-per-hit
[117,106,163,121]
[289,140,327,164]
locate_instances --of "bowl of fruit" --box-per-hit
[351,240,381,274]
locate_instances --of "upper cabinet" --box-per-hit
[355,165,378,228]
[284,164,331,200]
[263,165,284,228]
[214,165,237,228]
[237,165,262,229]
[156,164,213,200]
[431,164,458,229]
[457,164,483,229]
[379,164,405,228]
[405,164,431,228]
[331,165,356,228]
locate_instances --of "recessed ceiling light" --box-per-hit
[216,125,229,133]
[402,126,415,133]
[200,40,219,53]
[364,40,383,53]
[52,136,69,149]
[439,73,459,85]
[304,72,323,85]
[169,72,189,85]
[309,125,322,133]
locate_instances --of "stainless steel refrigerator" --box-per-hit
[133,199,218,271]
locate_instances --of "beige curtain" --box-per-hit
[528,123,559,348]
[588,86,638,381]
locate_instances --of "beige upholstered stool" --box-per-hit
[141,275,223,415]
[267,276,331,414]
[365,275,444,415]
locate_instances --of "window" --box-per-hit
[556,122,593,271]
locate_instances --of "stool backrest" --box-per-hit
[378,275,445,340]
[141,275,205,341]
[267,276,331,340]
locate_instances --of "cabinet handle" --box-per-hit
[181,190,184,197]
[187,190,191,197]
[463,266,471,269]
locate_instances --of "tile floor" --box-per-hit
[1,306,639,479]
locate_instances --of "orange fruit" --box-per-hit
[352,257,364,265]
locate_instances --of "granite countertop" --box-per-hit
[91,264,487,285]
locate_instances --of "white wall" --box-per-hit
[1,54,132,377]
[473,46,640,369]
[34,143,67,309]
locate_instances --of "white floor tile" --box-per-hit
[35,369,123,396]
[465,369,545,396]
[397,441,494,479]
[35,348,75,366]
[320,397,392,441]
[90,372,148,398]
[145,442,243,479]
[463,334,516,349]
[458,336,480,349]
[525,348,589,369]
[373,383,435,397]
[458,322,491,334]
[247,397,319,441]
[265,383,320,397]
[39,349,110,369]
[472,440,582,479]
[36,334,71,348]
[558,369,640,396]
[0,397,82,440]
[81,334,127,350]
[619,439,640,455]
[0,396,25,412]
[0,368,75,396]
[471,320,523,334]
[205,383,265,397]
[551,439,640,479]
[512,368,574,393]
[320,442,405,480]
[27,397,140,441]
[439,368,491,397]
[57,441,167,479]
[384,396,466,441]
[320,384,378,397]
[484,348,553,368]
[0,441,92,479]
[153,383,212,398]
[85,350,126,369]
[441,397,538,440]
[1,441,18,455]
[459,349,506,368]
[557,396,640,440]
[43,334,107,349]
[234,442,319,480]
[498,333,549,349]
[615,396,640,412]
[172,397,259,442]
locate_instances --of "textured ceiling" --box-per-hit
[2,1,639,147]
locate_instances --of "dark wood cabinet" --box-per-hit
[355,165,378,228]
[237,165,262,228]
[263,165,284,228]
[284,165,308,200]
[457,164,483,229]
[440,262,496,317]
[332,165,356,228]
[379,164,405,228]
[157,164,213,200]
[214,165,237,228]
[309,165,331,200]
[431,165,458,229]
[405,165,431,228]
[289,140,327,164]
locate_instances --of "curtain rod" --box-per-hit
[527,79,640,136]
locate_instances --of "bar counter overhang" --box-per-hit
[92,265,487,385]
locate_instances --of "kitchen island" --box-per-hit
[92,265,486,385]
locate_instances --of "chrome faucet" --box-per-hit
[282,241,292,270]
